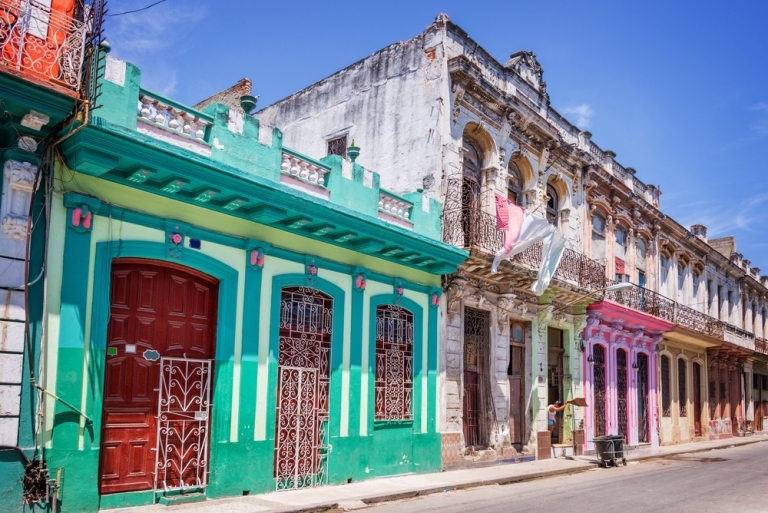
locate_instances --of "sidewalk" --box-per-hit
[107,434,768,513]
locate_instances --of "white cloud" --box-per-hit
[106,1,207,97]
[560,104,594,128]
[674,192,768,240]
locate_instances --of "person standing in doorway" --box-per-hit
[548,401,566,432]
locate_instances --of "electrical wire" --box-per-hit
[107,0,166,16]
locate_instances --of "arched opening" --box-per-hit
[507,162,523,206]
[545,184,558,225]
[661,354,671,418]
[374,305,414,421]
[460,136,483,247]
[593,345,606,437]
[275,286,334,490]
[678,358,687,418]
[636,353,650,443]
[99,259,219,495]
[616,349,629,442]
[636,237,647,287]
[693,361,702,436]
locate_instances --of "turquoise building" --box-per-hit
[26,50,466,512]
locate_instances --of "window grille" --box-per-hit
[374,305,414,421]
[661,355,671,417]
[327,136,347,159]
[678,359,687,417]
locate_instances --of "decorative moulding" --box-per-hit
[352,266,369,292]
[20,111,50,131]
[165,219,190,259]
[305,256,319,287]
[2,160,36,241]
[246,240,271,271]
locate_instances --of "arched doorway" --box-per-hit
[593,345,607,437]
[99,259,219,495]
[616,349,629,442]
[274,286,334,490]
[637,353,650,443]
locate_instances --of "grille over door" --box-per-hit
[592,345,606,437]
[274,287,333,490]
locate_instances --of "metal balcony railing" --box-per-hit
[0,0,88,91]
[442,206,606,291]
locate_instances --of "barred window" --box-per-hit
[661,355,671,417]
[375,305,414,421]
[327,136,348,159]
[678,359,687,417]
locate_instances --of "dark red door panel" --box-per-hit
[98,259,218,495]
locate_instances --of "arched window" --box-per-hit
[375,305,414,421]
[546,184,558,225]
[660,254,670,285]
[462,138,482,183]
[636,238,647,287]
[615,226,627,246]
[661,355,671,417]
[507,162,522,206]
[592,214,605,236]
[678,263,686,291]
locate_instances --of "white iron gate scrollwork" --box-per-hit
[274,287,333,491]
[153,357,212,499]
[375,305,414,421]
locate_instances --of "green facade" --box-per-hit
[26,55,466,512]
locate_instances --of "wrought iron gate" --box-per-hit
[617,350,628,442]
[463,307,490,448]
[153,357,212,497]
[637,353,650,443]
[593,345,606,437]
[274,287,332,491]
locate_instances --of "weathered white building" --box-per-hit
[252,12,768,462]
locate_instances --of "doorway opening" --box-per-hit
[463,307,490,449]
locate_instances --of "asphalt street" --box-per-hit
[364,442,768,513]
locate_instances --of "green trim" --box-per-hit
[427,294,439,432]
[52,220,93,450]
[366,295,425,435]
[238,242,265,442]
[50,240,239,510]
[348,270,367,436]
[58,120,466,274]
[63,193,442,292]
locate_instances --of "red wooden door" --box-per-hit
[508,376,523,445]
[463,370,481,447]
[98,259,218,495]
[693,362,702,436]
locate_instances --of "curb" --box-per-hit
[274,437,767,512]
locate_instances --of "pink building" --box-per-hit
[584,301,673,448]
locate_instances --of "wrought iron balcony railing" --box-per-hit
[605,281,727,340]
[0,0,88,91]
[442,207,606,291]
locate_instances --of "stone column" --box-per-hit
[534,300,553,459]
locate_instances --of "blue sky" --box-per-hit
[108,0,768,270]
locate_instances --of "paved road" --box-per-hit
[364,442,768,513]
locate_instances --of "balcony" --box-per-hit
[0,0,88,92]
[756,338,768,356]
[442,206,605,291]
[606,281,731,342]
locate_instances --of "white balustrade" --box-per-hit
[138,94,210,141]
[378,193,412,220]
[280,153,329,187]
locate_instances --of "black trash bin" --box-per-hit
[608,435,625,459]
[592,436,614,465]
